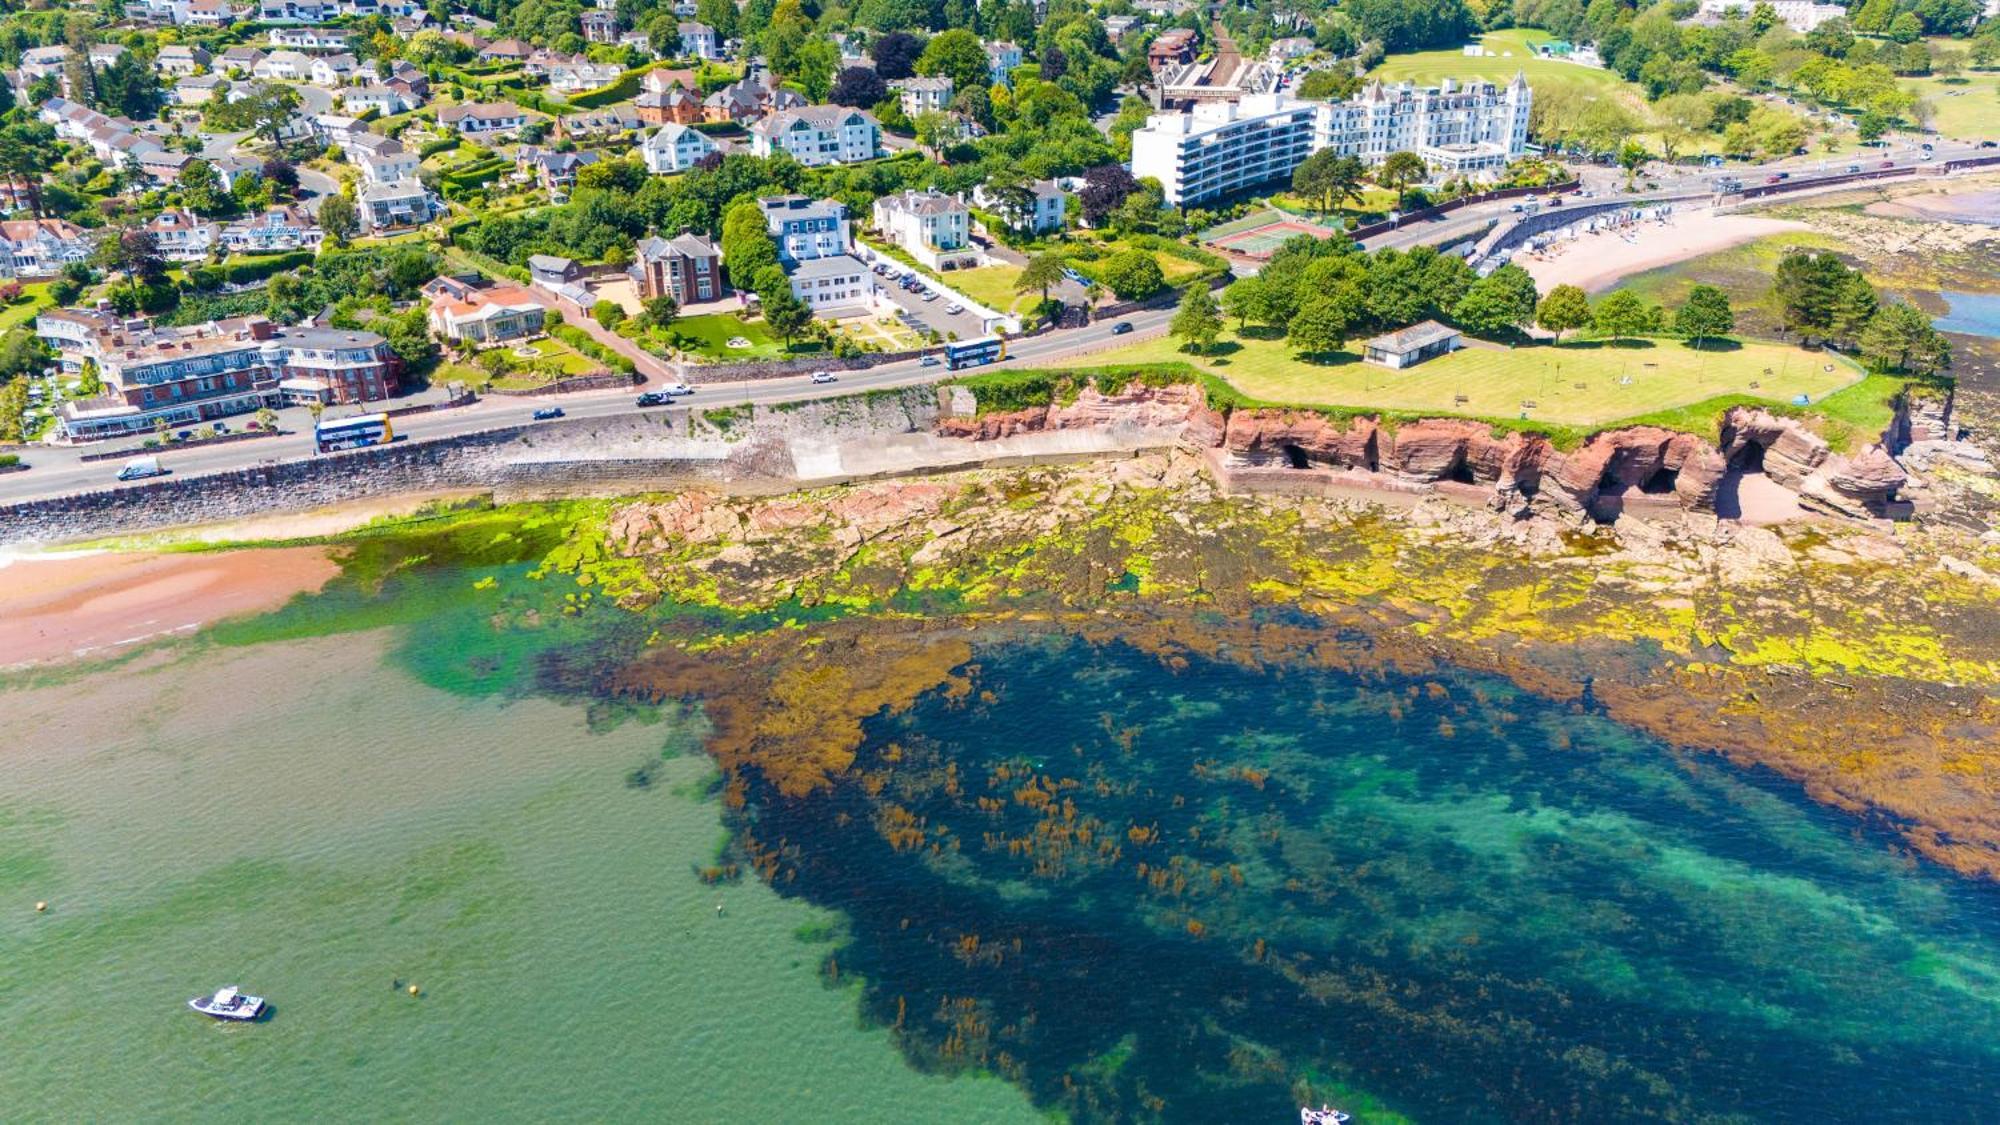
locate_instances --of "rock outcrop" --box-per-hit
[939,384,1939,523]
[935,383,1219,444]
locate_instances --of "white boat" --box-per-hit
[1301,1107,1351,1125]
[188,986,265,1021]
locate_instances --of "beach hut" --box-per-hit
[1363,321,1462,369]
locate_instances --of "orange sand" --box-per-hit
[0,547,339,668]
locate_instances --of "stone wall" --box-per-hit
[0,384,1186,546]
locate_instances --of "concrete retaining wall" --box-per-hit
[0,384,1188,546]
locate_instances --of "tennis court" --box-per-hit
[1199,210,1339,259]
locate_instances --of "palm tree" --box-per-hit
[1082,281,1104,322]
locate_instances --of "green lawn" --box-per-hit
[942,264,1037,316]
[1371,30,1648,112]
[510,339,599,376]
[1901,72,2000,143]
[670,313,818,361]
[0,282,55,333]
[1050,326,1863,428]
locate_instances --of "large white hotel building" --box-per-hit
[1131,75,1533,207]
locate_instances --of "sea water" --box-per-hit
[1939,290,2000,340]
[4,545,1999,1122]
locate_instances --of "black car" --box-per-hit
[1982,141,1998,149]
[636,392,671,407]
[532,407,566,421]
[1111,321,1135,335]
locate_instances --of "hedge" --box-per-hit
[565,67,646,109]
[550,324,637,375]
[227,250,317,284]
[419,135,463,159]
[0,453,19,468]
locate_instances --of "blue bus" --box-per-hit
[944,336,1006,370]
[315,413,393,453]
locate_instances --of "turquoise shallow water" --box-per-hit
[1939,290,2000,339]
[6,528,1999,1123]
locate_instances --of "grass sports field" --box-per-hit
[1370,30,1649,112]
[1055,327,1865,429]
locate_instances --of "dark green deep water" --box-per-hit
[749,636,2000,1122]
[9,526,2000,1122]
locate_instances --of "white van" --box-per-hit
[116,456,165,481]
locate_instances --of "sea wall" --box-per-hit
[0,388,1191,546]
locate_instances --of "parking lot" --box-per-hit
[855,254,996,343]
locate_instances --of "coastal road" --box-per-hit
[0,307,1176,506]
[1360,140,1991,253]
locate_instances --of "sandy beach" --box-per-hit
[0,546,339,668]
[1520,209,1810,294]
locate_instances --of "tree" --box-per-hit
[244,83,304,150]
[1856,110,1888,144]
[870,31,925,79]
[916,29,991,95]
[1097,250,1164,301]
[318,194,360,247]
[1291,150,1367,216]
[641,295,679,331]
[760,288,813,348]
[255,406,279,432]
[829,66,889,108]
[178,159,228,217]
[1592,290,1651,341]
[1015,252,1068,308]
[262,158,300,199]
[1170,285,1223,353]
[1859,301,1950,373]
[1452,264,1539,337]
[92,227,166,309]
[1288,289,1363,357]
[1536,284,1594,339]
[1618,141,1649,181]
[1077,164,1140,228]
[1376,151,1428,211]
[593,299,626,329]
[1220,276,1268,330]
[1773,251,1868,344]
[1675,284,1736,349]
[1888,11,1924,43]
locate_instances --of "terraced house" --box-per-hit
[36,309,400,440]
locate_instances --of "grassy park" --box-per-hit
[948,263,1037,317]
[1052,326,1867,430]
[1899,71,2000,142]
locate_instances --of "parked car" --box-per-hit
[1111,321,1135,335]
[944,303,964,314]
[532,407,566,420]
[117,455,166,481]
[921,291,938,302]
[810,371,837,384]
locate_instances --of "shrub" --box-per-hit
[223,250,315,285]
[0,453,19,468]
[566,67,645,109]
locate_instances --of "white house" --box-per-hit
[341,84,415,115]
[220,205,324,252]
[761,195,850,263]
[677,21,718,59]
[785,253,873,313]
[437,102,530,137]
[897,75,952,118]
[985,40,1022,84]
[145,209,221,261]
[308,53,360,87]
[0,219,94,280]
[972,179,1067,234]
[253,50,311,81]
[270,26,351,50]
[357,146,420,185]
[871,189,974,270]
[359,178,442,231]
[546,59,622,93]
[748,106,879,167]
[641,122,717,173]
